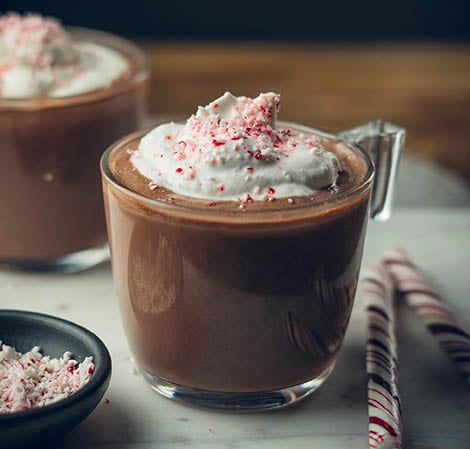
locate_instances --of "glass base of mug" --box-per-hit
[0,243,110,274]
[138,362,335,411]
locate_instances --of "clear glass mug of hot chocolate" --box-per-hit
[0,13,148,272]
[101,92,405,411]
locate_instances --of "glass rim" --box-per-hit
[100,120,375,222]
[0,27,149,110]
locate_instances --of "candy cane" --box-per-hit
[363,263,403,449]
[384,247,470,383]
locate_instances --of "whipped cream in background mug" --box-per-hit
[0,13,129,98]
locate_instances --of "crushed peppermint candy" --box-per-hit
[0,342,94,414]
[131,92,341,202]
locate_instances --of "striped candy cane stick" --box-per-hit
[363,263,403,449]
[384,247,470,383]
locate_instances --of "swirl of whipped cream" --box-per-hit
[132,92,341,201]
[0,13,129,99]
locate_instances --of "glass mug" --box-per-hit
[101,120,405,411]
[0,28,149,273]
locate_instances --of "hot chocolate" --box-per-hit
[0,13,148,270]
[102,93,374,409]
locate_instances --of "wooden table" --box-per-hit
[142,42,470,181]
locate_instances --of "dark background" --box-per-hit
[1,0,469,41]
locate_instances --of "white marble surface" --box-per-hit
[1,207,469,449]
[394,153,470,207]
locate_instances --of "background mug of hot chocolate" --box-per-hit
[0,14,149,272]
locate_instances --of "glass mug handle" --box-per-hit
[338,121,406,222]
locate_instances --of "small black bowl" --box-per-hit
[0,310,112,449]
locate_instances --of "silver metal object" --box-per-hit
[339,120,406,221]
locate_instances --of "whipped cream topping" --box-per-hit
[0,13,129,99]
[132,92,341,202]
